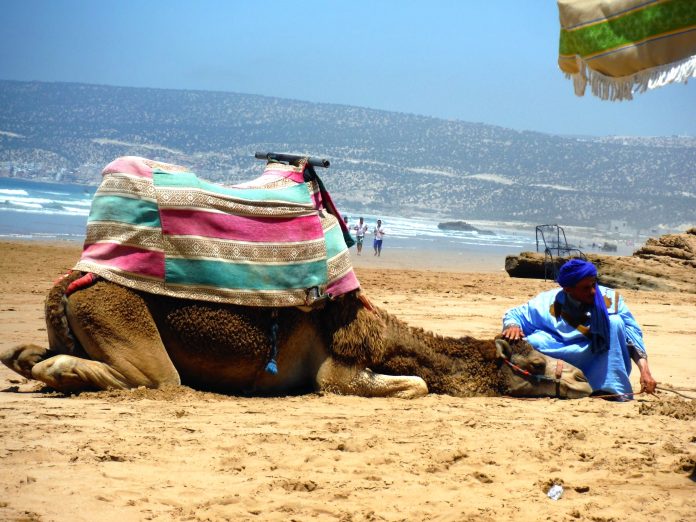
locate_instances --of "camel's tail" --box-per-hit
[45,271,84,355]
[0,271,86,380]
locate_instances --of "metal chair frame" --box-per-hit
[535,224,586,281]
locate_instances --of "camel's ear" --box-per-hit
[495,339,512,360]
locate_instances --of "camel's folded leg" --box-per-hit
[0,343,53,380]
[32,354,130,391]
[316,358,428,399]
[62,280,181,391]
[0,345,131,392]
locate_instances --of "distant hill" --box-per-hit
[0,80,694,229]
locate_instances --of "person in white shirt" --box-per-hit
[373,219,386,256]
[352,217,369,255]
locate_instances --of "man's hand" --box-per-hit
[637,358,657,394]
[501,324,524,341]
[640,369,657,394]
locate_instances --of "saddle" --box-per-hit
[73,156,359,307]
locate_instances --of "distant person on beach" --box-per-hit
[352,217,369,256]
[373,219,386,256]
[501,258,656,400]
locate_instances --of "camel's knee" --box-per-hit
[0,344,52,380]
[32,353,180,392]
[32,354,130,392]
[316,359,428,399]
[358,371,429,399]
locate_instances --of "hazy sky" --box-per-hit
[1,0,694,137]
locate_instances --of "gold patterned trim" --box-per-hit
[232,176,299,190]
[73,261,165,285]
[156,188,315,217]
[144,159,189,172]
[95,173,158,202]
[319,211,339,231]
[309,179,322,198]
[163,236,327,263]
[326,250,354,283]
[74,261,327,307]
[85,222,164,251]
[263,161,306,174]
[162,282,323,307]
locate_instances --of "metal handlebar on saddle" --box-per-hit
[255,151,330,168]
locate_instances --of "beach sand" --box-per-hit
[0,240,694,521]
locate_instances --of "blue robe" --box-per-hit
[503,286,646,397]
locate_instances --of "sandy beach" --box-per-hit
[0,239,694,521]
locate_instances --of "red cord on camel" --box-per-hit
[65,272,99,296]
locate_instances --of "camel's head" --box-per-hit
[495,338,592,399]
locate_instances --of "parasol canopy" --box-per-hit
[557,0,696,100]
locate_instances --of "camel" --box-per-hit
[1,271,592,399]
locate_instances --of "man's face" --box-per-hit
[564,276,597,305]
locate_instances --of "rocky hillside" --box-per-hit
[1,80,694,229]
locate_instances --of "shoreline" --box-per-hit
[0,237,514,274]
[0,236,643,275]
[349,243,511,273]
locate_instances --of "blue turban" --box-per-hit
[558,259,609,354]
[557,258,596,287]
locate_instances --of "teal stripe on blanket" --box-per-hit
[153,171,313,205]
[324,223,349,259]
[165,258,327,291]
[88,195,161,227]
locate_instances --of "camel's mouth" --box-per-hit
[502,353,593,399]
[561,379,593,399]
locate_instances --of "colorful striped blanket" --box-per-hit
[74,156,360,307]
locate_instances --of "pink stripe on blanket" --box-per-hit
[159,210,325,242]
[326,271,361,297]
[277,170,306,183]
[261,165,306,184]
[81,242,165,279]
[102,156,154,178]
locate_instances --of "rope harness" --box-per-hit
[655,385,695,400]
[501,356,696,401]
[502,357,565,398]
[592,386,696,401]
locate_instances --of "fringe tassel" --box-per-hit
[566,53,696,101]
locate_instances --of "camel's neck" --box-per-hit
[375,312,504,397]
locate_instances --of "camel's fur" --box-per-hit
[322,292,386,366]
[326,305,540,396]
[1,272,592,399]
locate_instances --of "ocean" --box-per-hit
[0,178,537,255]
[0,178,96,241]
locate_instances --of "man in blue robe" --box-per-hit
[501,259,656,399]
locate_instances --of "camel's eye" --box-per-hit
[529,359,546,374]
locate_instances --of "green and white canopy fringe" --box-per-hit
[558,0,696,100]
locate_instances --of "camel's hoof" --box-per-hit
[0,344,51,380]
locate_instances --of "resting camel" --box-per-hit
[1,272,592,399]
